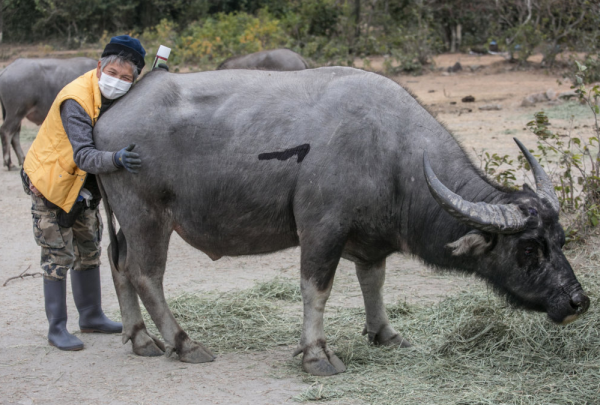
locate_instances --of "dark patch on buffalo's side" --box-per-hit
[258,144,310,163]
[159,188,176,205]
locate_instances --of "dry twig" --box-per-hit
[3,265,42,287]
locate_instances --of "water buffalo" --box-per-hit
[217,48,308,71]
[96,67,589,376]
[0,57,98,170]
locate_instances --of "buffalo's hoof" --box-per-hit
[380,334,411,347]
[304,354,346,376]
[295,344,346,376]
[132,330,165,357]
[179,341,215,364]
[363,324,412,347]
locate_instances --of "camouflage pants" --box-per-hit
[30,194,103,280]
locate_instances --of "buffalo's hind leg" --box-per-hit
[1,116,24,170]
[124,224,215,364]
[109,230,165,357]
[356,260,410,347]
[10,122,25,167]
[294,226,347,376]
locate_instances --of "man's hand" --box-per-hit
[29,182,43,197]
[114,144,142,174]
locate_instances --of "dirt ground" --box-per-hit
[0,52,596,405]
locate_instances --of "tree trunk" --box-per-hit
[0,0,4,44]
[450,26,456,53]
[456,23,462,48]
[354,0,361,38]
[350,0,361,55]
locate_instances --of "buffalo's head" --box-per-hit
[423,138,590,324]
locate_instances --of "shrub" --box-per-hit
[478,61,600,244]
[140,11,289,68]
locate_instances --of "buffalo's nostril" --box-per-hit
[570,294,590,314]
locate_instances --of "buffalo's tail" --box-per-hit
[0,91,5,121]
[97,175,120,271]
[0,68,7,120]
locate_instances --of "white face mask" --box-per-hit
[98,73,132,100]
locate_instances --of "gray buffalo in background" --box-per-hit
[217,48,308,71]
[95,67,589,377]
[0,57,98,170]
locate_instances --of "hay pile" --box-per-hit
[165,278,301,352]
[157,273,599,404]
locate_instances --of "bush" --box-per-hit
[478,61,600,244]
[140,11,289,68]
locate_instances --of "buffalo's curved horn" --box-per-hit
[513,138,560,213]
[423,152,528,234]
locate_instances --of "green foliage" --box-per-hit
[538,0,590,67]
[136,1,445,70]
[430,0,495,51]
[140,11,289,68]
[574,53,600,85]
[2,0,600,70]
[297,0,339,37]
[2,0,44,42]
[477,61,600,244]
[31,0,142,46]
[509,24,543,64]
[475,151,519,189]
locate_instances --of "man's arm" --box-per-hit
[61,99,119,174]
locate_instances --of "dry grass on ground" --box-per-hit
[162,243,600,405]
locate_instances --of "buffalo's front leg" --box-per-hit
[356,260,410,347]
[294,227,347,376]
[109,231,164,357]
[124,226,214,364]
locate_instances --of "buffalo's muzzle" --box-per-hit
[570,292,590,315]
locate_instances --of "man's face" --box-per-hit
[96,61,134,83]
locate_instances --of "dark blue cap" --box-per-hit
[102,35,146,73]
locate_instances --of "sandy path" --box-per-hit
[1,53,591,404]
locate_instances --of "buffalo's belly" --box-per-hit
[174,222,299,259]
[172,198,299,259]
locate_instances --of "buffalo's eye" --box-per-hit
[517,241,541,267]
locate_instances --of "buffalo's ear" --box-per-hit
[446,231,493,256]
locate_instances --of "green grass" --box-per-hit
[542,101,594,122]
[143,271,600,405]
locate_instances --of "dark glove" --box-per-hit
[114,144,142,174]
[154,63,169,71]
[57,200,85,228]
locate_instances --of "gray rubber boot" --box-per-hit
[70,267,122,334]
[44,277,84,351]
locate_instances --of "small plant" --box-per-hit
[474,150,519,189]
[478,61,600,244]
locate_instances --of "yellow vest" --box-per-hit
[24,69,102,212]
